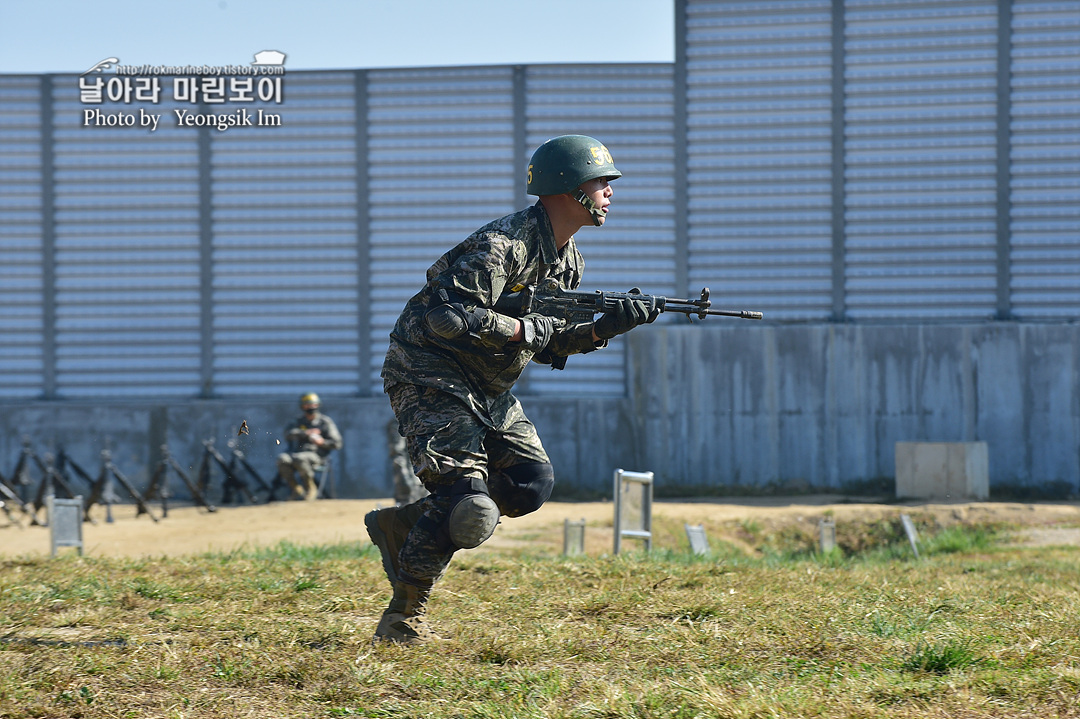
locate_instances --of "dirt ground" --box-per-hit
[3,495,1080,559]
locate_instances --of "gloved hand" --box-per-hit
[425,302,489,339]
[451,303,486,334]
[593,288,660,340]
[518,313,557,352]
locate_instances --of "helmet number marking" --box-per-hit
[528,164,533,184]
[590,145,613,165]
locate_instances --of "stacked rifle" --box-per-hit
[1,436,282,528]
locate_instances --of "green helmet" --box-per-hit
[527,135,622,197]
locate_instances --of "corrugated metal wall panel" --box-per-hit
[686,0,835,321]
[50,75,202,397]
[367,66,517,393]
[844,0,999,320]
[7,32,1078,404]
[1009,0,1080,319]
[210,71,361,396]
[0,76,44,398]
[524,64,676,396]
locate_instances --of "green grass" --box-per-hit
[901,639,985,674]
[0,531,1078,717]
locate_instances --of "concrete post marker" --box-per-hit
[685,523,709,556]
[48,495,84,557]
[563,518,585,556]
[819,517,837,554]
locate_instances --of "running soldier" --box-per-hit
[366,135,659,644]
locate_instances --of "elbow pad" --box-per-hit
[425,302,489,339]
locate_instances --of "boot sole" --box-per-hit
[373,612,442,645]
[364,509,399,585]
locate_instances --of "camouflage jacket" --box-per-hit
[284,412,342,458]
[381,202,602,429]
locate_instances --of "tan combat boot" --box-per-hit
[281,470,305,500]
[303,475,319,501]
[373,581,441,645]
[364,503,426,588]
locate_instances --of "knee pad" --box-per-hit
[445,493,500,549]
[488,462,554,518]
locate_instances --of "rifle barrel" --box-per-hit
[663,304,763,320]
[708,309,764,320]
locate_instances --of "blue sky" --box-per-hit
[0,0,675,74]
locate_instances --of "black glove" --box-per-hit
[424,302,489,339]
[593,289,660,340]
[518,313,556,352]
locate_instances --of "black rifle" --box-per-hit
[99,450,159,522]
[493,278,764,324]
[28,451,79,526]
[57,449,105,523]
[226,440,273,501]
[142,444,217,517]
[0,468,27,528]
[201,439,258,506]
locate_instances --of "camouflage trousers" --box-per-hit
[386,383,549,487]
[386,382,549,584]
[277,451,322,483]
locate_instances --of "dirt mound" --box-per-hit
[3,495,1078,559]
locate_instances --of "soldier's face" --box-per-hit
[577,177,613,225]
[302,403,318,415]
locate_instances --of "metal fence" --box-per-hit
[1,0,1077,402]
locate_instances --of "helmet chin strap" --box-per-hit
[571,189,605,227]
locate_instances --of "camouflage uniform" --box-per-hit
[382,202,604,479]
[276,411,342,499]
[381,201,603,584]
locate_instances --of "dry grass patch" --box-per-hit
[0,527,1078,718]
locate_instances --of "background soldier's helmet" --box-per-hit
[526,134,622,197]
[300,392,320,409]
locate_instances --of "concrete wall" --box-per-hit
[0,392,636,500]
[3,322,1078,498]
[627,322,1079,493]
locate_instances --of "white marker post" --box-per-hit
[900,514,921,559]
[819,517,837,553]
[563,518,586,556]
[48,495,84,557]
[613,469,653,554]
[685,523,710,556]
